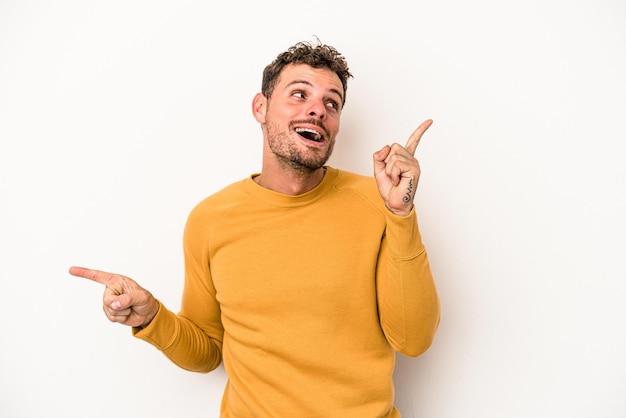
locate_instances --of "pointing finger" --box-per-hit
[404,119,433,155]
[69,266,115,286]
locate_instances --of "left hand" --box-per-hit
[373,119,433,216]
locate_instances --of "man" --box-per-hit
[70,41,440,417]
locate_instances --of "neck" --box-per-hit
[254,166,327,195]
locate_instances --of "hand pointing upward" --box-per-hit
[373,119,433,217]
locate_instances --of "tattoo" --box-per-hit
[402,178,414,203]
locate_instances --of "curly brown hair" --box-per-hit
[261,41,353,106]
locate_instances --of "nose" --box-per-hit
[307,100,326,120]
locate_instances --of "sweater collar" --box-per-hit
[244,166,338,207]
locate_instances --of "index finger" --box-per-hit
[404,119,433,155]
[69,266,115,286]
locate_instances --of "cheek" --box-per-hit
[327,117,341,136]
[268,107,299,127]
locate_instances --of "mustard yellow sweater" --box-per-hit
[135,167,440,417]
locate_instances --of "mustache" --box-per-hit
[290,119,330,138]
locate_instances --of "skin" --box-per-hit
[70,63,433,328]
[374,118,433,216]
[251,64,344,195]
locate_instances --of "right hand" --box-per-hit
[70,266,159,328]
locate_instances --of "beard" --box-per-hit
[266,120,335,175]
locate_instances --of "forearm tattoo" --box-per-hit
[402,177,414,203]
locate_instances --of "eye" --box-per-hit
[326,100,340,111]
[292,90,305,99]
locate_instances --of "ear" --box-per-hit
[252,93,267,123]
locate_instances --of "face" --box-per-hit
[253,64,344,173]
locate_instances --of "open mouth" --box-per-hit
[295,127,323,142]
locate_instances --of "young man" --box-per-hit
[71,41,440,417]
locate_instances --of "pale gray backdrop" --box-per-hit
[1,0,625,417]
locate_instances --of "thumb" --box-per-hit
[373,145,390,173]
[111,292,134,310]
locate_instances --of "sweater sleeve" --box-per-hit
[132,205,224,373]
[376,207,440,357]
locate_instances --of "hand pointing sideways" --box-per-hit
[69,266,159,329]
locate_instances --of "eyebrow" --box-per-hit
[286,79,344,103]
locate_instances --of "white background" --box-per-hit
[1,1,625,417]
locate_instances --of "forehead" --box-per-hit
[276,64,344,99]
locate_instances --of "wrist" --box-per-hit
[139,300,160,329]
[386,204,413,217]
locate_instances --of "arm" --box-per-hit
[375,209,440,357]
[133,209,224,373]
[69,206,224,373]
[372,119,440,356]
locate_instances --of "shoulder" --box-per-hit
[325,167,387,215]
[186,178,250,226]
[330,168,380,199]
